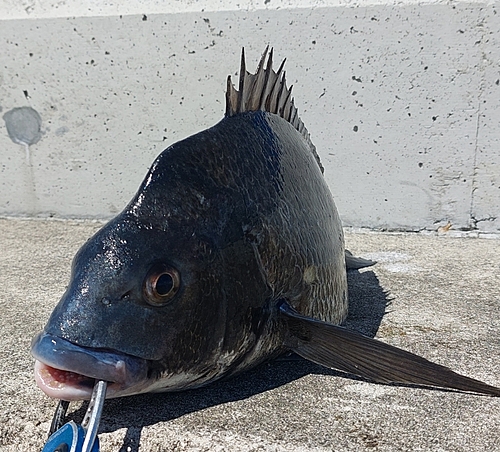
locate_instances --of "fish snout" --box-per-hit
[31,332,149,400]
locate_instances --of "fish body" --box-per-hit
[31,49,500,401]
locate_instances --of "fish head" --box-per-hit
[32,136,274,401]
[31,194,237,400]
[50,216,220,350]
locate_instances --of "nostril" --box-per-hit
[120,290,132,300]
[101,297,111,306]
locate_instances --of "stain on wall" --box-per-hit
[3,106,42,146]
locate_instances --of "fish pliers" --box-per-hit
[42,381,107,452]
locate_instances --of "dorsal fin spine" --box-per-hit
[257,48,272,110]
[236,48,246,114]
[275,73,287,114]
[281,86,293,122]
[266,57,285,114]
[225,76,234,116]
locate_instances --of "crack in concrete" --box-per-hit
[469,8,489,231]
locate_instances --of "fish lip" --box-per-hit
[31,332,149,400]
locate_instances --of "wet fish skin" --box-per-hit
[31,48,500,400]
[35,108,346,397]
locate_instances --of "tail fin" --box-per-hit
[280,301,500,396]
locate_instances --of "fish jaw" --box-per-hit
[31,332,149,401]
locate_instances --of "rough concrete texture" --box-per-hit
[1,218,499,451]
[1,2,499,232]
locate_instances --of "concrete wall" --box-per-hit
[1,0,499,233]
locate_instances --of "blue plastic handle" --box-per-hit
[42,421,99,452]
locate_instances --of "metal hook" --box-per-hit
[81,381,107,452]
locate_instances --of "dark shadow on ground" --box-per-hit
[66,269,389,451]
[344,267,391,336]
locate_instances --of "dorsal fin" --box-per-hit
[226,47,324,173]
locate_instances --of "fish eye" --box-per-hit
[144,263,180,306]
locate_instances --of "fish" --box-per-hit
[31,47,500,401]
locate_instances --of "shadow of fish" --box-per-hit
[31,48,499,401]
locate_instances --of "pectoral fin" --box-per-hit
[280,301,500,396]
[345,250,376,270]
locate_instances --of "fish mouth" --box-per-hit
[31,332,149,401]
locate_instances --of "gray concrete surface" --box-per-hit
[0,218,499,451]
[1,2,500,232]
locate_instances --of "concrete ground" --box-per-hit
[0,218,499,451]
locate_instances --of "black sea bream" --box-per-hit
[31,48,500,401]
